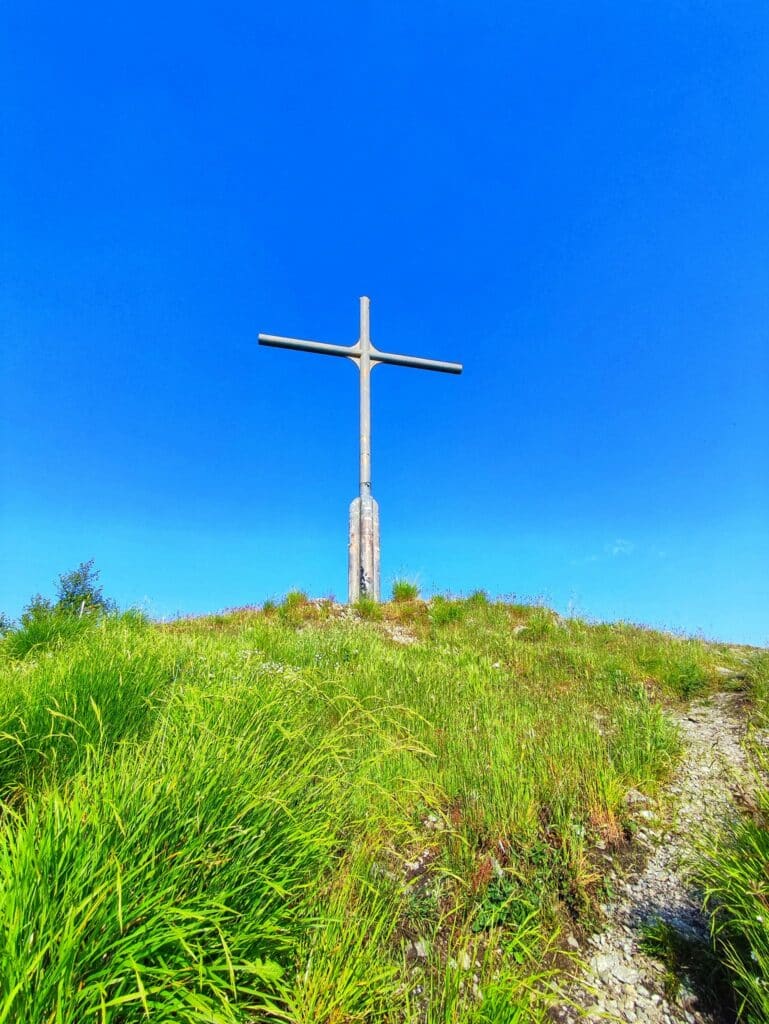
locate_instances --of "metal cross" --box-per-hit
[259,296,462,603]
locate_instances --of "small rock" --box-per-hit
[611,962,639,985]
[591,954,614,979]
[624,788,650,806]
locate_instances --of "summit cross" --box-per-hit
[258,296,463,603]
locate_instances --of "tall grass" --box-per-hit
[0,615,177,800]
[0,600,743,1021]
[694,650,769,1022]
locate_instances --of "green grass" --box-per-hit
[693,650,769,1023]
[0,598,750,1021]
[355,595,383,620]
[392,579,420,602]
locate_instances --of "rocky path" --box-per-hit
[554,690,750,1024]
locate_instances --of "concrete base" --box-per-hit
[348,495,380,602]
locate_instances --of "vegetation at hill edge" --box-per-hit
[0,593,763,1022]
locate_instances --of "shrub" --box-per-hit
[392,579,419,602]
[55,560,114,616]
[3,562,116,660]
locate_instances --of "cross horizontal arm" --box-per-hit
[371,347,463,374]
[258,334,358,359]
[258,333,463,374]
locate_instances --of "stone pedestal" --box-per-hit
[348,495,380,602]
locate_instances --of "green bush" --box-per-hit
[55,559,114,616]
[2,562,116,660]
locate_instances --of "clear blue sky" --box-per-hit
[1,2,767,644]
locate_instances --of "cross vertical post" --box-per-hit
[258,297,462,604]
[359,295,371,500]
[349,296,379,601]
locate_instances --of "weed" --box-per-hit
[517,608,555,642]
[393,579,420,602]
[430,596,465,626]
[4,604,95,659]
[278,590,311,626]
[355,596,383,621]
[473,875,539,932]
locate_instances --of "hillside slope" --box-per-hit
[0,596,764,1023]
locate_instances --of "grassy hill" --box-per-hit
[0,594,765,1022]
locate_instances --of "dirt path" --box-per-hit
[553,690,750,1024]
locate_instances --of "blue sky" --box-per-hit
[1,2,767,644]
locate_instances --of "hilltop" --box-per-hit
[0,594,766,1022]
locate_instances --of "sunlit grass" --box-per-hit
[0,597,751,1021]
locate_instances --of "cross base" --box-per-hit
[348,495,380,602]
